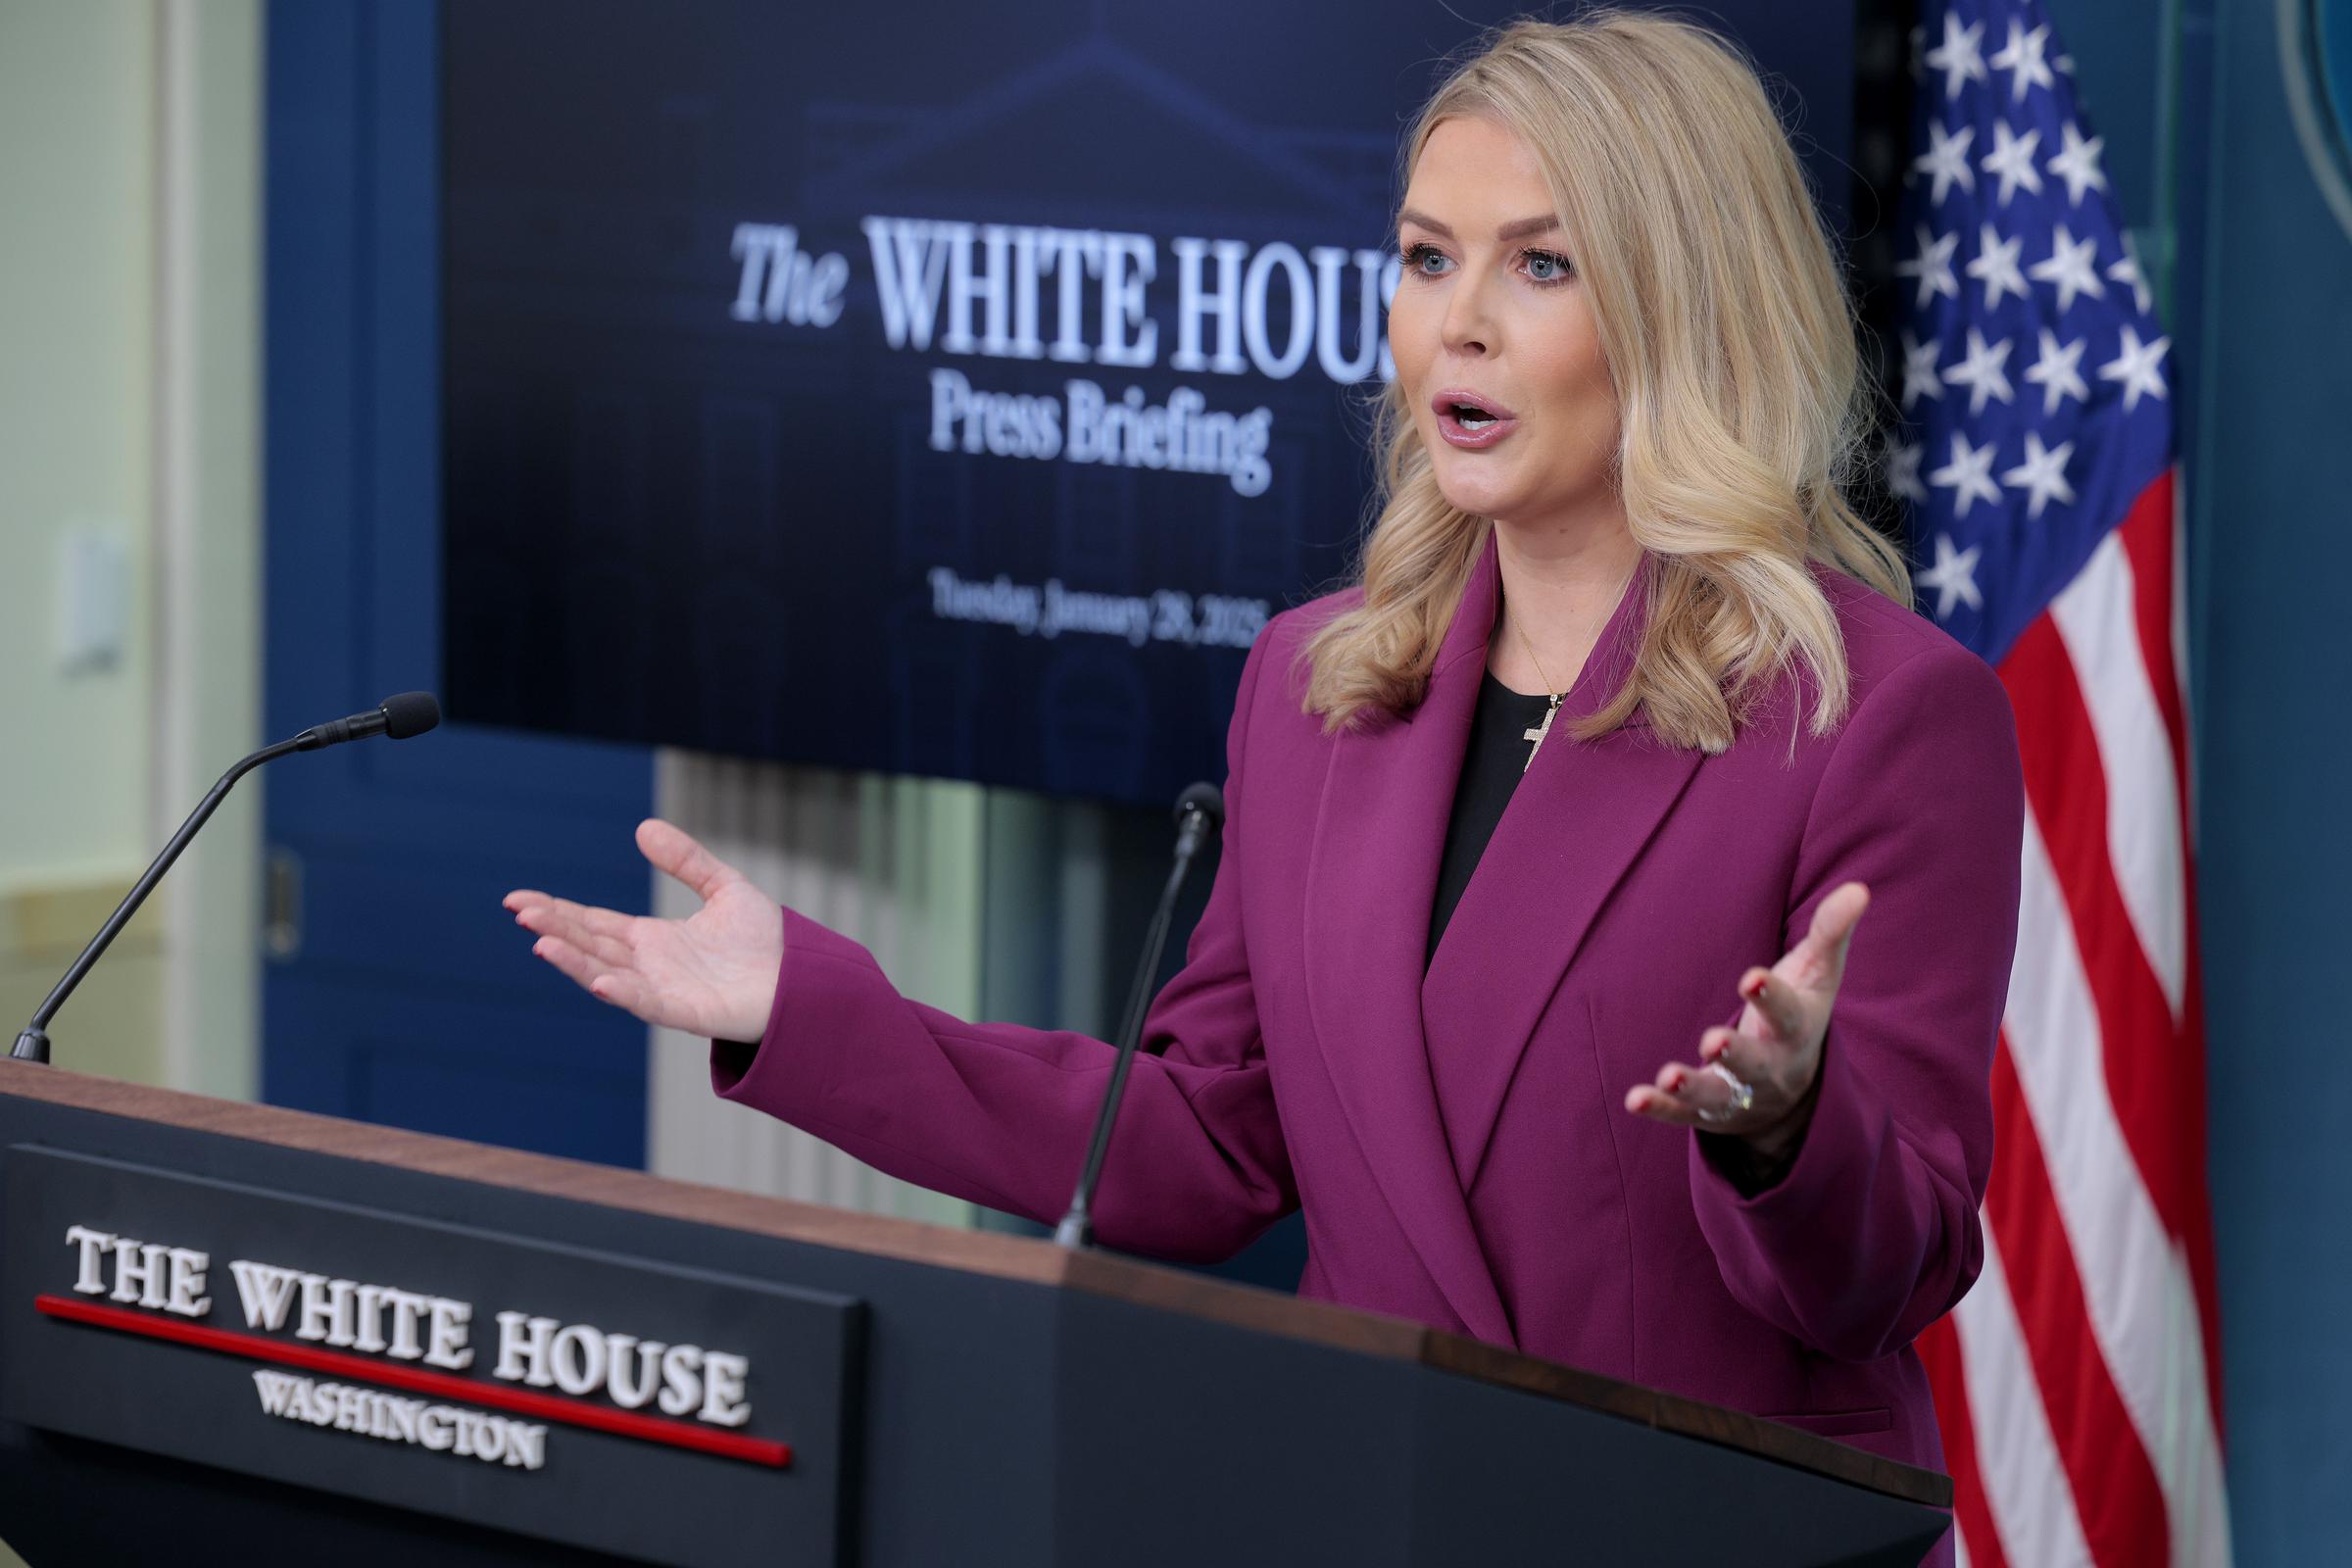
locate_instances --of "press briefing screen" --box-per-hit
[439,0,1856,806]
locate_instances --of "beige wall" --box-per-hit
[0,0,155,891]
[0,0,162,1098]
[0,0,260,1104]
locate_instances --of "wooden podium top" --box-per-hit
[0,1059,1949,1511]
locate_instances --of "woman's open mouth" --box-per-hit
[1432,389,1518,449]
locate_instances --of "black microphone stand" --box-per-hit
[10,693,441,1065]
[1054,785,1223,1250]
[11,739,302,1064]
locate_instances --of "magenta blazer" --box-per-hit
[714,527,2023,1484]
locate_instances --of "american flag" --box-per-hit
[1886,4,2232,1565]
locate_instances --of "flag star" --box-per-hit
[2045,122,2109,207]
[1897,223,1962,308]
[1913,120,1978,204]
[1929,432,2003,516]
[1886,438,1927,503]
[1916,531,1984,619]
[1900,329,1944,410]
[2108,232,2154,314]
[1966,222,2030,308]
[1980,121,2045,205]
[1941,328,2017,414]
[2001,431,2077,518]
[1990,19,2056,101]
[1925,12,1988,100]
[2022,328,2090,415]
[2029,223,2106,312]
[2099,324,2171,411]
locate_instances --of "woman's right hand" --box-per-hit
[504,818,784,1044]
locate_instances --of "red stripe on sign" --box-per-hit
[34,1295,791,1468]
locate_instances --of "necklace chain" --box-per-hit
[1512,612,1563,702]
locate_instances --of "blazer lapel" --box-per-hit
[1301,529,1515,1348]
[1421,547,1705,1195]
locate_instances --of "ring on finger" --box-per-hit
[1699,1059,1755,1122]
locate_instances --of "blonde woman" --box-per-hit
[509,8,2022,1523]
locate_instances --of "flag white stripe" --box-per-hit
[1953,1229,2096,1568]
[2048,534,2187,1015]
[2163,1252,2236,1566]
[2007,811,2230,1565]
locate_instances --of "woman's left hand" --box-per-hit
[1623,881,1871,1156]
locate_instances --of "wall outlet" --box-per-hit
[57,525,128,676]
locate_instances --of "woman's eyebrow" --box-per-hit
[1396,209,1562,242]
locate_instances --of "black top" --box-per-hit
[1424,665,1808,1194]
[1427,666,1556,969]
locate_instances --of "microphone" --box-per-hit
[296,690,441,750]
[1170,779,1223,860]
[1054,782,1226,1250]
[9,693,442,1065]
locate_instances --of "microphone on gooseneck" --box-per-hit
[1054,782,1227,1250]
[296,690,442,749]
[8,693,443,1066]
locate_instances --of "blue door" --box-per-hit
[263,0,653,1164]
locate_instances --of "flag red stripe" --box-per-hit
[1917,1314,2012,1568]
[1984,1038,2170,1567]
[2115,470,2186,801]
[1997,620,2200,1242]
[2115,472,2229,1440]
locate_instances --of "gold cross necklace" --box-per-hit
[1512,612,1565,775]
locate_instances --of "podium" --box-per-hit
[0,1060,1950,1565]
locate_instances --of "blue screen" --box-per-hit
[441,0,1858,806]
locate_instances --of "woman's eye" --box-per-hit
[1523,249,1575,283]
[1399,242,1451,276]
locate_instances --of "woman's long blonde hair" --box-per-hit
[1300,10,1910,752]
